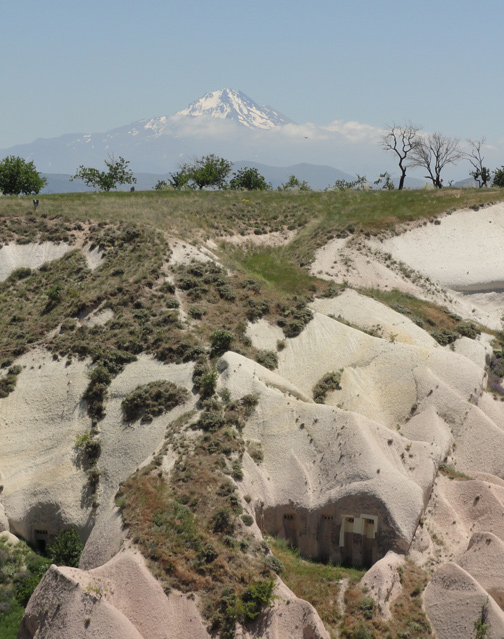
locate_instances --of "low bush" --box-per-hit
[264,554,284,575]
[241,514,254,526]
[430,328,459,346]
[313,371,342,403]
[255,350,278,370]
[0,366,22,398]
[122,380,190,422]
[210,330,234,357]
[198,411,225,433]
[240,578,276,622]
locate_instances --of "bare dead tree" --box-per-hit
[464,138,491,188]
[381,122,422,190]
[410,132,463,188]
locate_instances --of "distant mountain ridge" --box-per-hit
[0,89,426,184]
[0,89,297,174]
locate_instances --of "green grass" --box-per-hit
[3,187,503,265]
[0,600,24,639]
[0,537,51,639]
[231,246,318,294]
[270,537,365,638]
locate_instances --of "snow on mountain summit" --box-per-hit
[174,88,292,129]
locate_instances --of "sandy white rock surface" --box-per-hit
[7,205,504,638]
[0,242,71,281]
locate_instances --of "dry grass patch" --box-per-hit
[361,288,482,345]
[341,560,430,639]
[438,463,472,481]
[117,395,277,638]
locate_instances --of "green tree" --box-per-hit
[374,172,395,190]
[168,167,193,190]
[72,155,136,191]
[493,166,504,187]
[153,179,169,191]
[47,528,84,567]
[281,175,311,191]
[0,156,47,195]
[229,167,271,190]
[186,154,232,190]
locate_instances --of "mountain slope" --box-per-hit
[0,89,296,174]
[174,88,293,129]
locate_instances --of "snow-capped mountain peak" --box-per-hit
[174,88,292,129]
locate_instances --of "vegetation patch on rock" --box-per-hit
[341,560,431,639]
[313,370,342,403]
[117,393,274,638]
[122,380,190,423]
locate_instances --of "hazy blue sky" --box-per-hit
[2,0,504,170]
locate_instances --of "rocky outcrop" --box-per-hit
[20,549,329,639]
[8,203,504,638]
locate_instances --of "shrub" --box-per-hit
[88,364,113,386]
[210,330,234,357]
[75,432,101,463]
[353,621,375,639]
[200,370,218,398]
[359,597,375,620]
[47,529,84,567]
[457,322,480,339]
[8,267,31,281]
[165,297,180,309]
[245,299,270,321]
[188,306,206,319]
[241,514,254,527]
[122,380,190,422]
[247,441,263,463]
[240,578,276,622]
[15,574,42,607]
[277,306,313,338]
[216,283,236,301]
[313,371,342,403]
[198,411,225,433]
[255,350,278,370]
[240,394,259,417]
[212,508,234,534]
[431,328,459,346]
[46,284,63,304]
[264,555,284,575]
[232,459,244,480]
[87,466,101,490]
[83,439,101,462]
[0,366,22,398]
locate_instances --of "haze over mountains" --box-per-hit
[0,89,383,186]
[1,89,428,191]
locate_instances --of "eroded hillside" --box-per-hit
[2,189,504,639]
